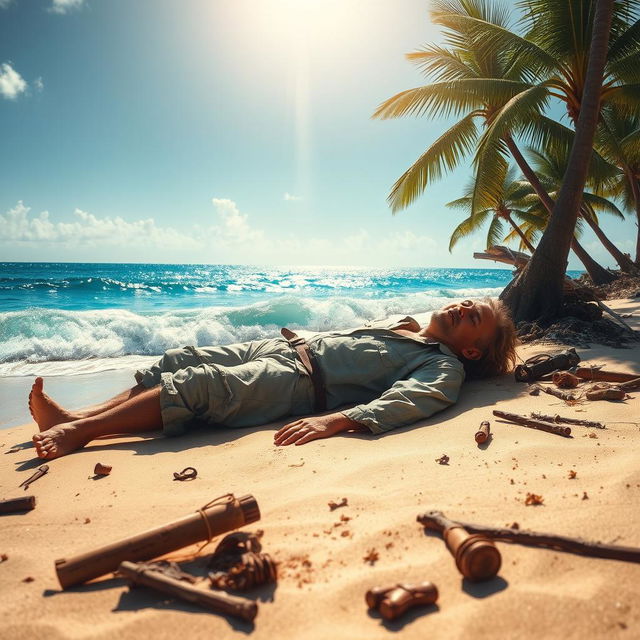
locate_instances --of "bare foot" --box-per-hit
[32,423,89,460]
[29,377,76,432]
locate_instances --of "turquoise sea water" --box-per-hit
[0,262,582,377]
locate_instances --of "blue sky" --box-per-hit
[0,0,633,268]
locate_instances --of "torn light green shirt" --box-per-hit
[307,316,466,435]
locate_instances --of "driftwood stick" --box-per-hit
[530,412,605,429]
[0,496,36,514]
[493,410,572,437]
[574,367,640,383]
[118,561,257,621]
[417,510,640,564]
[531,384,577,402]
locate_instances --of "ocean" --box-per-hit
[0,262,581,379]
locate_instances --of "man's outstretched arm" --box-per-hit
[274,412,367,447]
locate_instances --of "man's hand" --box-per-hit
[274,412,364,446]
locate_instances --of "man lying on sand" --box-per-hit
[30,298,517,459]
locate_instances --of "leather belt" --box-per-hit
[281,327,327,412]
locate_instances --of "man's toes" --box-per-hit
[34,377,44,393]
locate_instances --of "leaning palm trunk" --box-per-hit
[504,135,616,283]
[581,211,638,274]
[502,0,615,322]
[571,237,617,285]
[504,212,536,254]
[630,176,640,264]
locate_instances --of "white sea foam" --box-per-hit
[0,290,502,377]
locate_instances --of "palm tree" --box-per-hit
[502,0,616,321]
[372,0,550,217]
[437,0,640,249]
[447,166,538,253]
[595,104,640,264]
[523,146,635,276]
[372,0,617,286]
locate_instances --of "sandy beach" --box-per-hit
[1,299,639,640]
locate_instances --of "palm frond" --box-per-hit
[372,79,531,121]
[387,112,479,212]
[486,215,505,248]
[604,84,640,116]
[475,85,549,163]
[406,46,477,81]
[448,208,493,251]
[608,17,640,62]
[606,50,640,83]
[471,139,509,214]
[431,11,558,79]
[582,193,626,219]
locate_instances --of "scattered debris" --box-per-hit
[118,560,257,621]
[280,554,313,588]
[84,518,91,524]
[568,470,577,479]
[585,383,626,401]
[173,467,197,481]
[22,576,34,583]
[1,553,8,562]
[0,496,36,514]
[582,492,589,500]
[552,371,580,388]
[366,582,438,621]
[531,412,605,429]
[93,463,112,476]
[363,548,379,565]
[18,464,49,491]
[288,461,305,468]
[475,421,491,444]
[494,410,572,437]
[525,493,544,506]
[435,454,450,465]
[531,384,578,404]
[328,497,348,511]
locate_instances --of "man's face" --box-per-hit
[427,299,498,360]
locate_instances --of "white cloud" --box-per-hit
[0,202,199,250]
[50,0,85,14]
[210,198,264,245]
[2,199,444,266]
[0,0,13,9]
[0,63,27,100]
[33,77,44,92]
[284,192,302,201]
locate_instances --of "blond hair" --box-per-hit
[463,297,518,379]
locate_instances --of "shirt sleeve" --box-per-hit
[340,359,465,434]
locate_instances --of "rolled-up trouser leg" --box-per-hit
[135,341,259,389]
[157,353,315,437]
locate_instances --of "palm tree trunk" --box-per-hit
[504,136,616,283]
[504,212,536,253]
[629,175,640,264]
[505,136,555,214]
[581,211,638,273]
[501,0,615,323]
[571,237,617,285]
